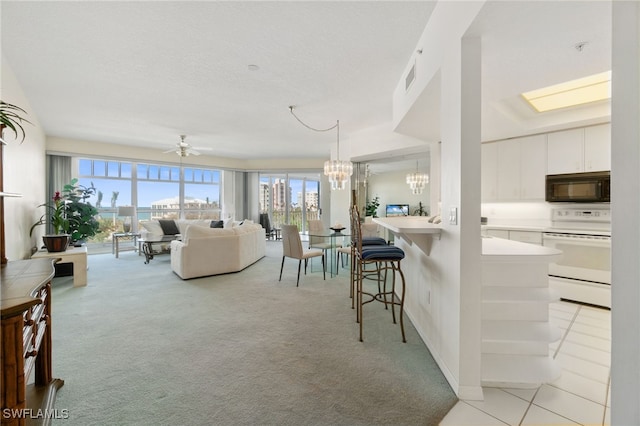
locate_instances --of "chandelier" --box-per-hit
[406,161,429,194]
[289,106,353,190]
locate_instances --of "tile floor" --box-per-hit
[440,300,611,426]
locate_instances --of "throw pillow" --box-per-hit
[158,219,180,235]
[210,220,224,228]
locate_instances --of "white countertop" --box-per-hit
[482,236,562,261]
[373,216,441,234]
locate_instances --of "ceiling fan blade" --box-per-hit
[162,148,176,154]
[190,149,201,156]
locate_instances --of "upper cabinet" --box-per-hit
[482,134,546,202]
[547,124,611,175]
[481,142,498,201]
[584,123,611,172]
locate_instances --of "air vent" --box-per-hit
[405,61,416,91]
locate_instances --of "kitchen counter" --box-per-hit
[373,216,441,255]
[372,216,442,234]
[482,235,562,261]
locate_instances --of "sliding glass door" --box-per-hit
[259,172,321,234]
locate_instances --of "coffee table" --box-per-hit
[138,235,181,264]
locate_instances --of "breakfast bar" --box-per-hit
[374,215,565,389]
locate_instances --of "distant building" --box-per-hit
[150,195,212,218]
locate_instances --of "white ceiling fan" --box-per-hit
[163,135,212,157]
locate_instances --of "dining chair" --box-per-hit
[279,224,325,286]
[308,219,341,270]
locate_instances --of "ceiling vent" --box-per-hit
[405,61,416,92]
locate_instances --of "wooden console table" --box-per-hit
[1,258,64,425]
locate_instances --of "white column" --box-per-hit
[439,35,483,400]
[611,2,640,424]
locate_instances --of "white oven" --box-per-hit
[543,208,611,308]
[543,232,611,285]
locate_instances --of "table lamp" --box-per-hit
[117,206,136,233]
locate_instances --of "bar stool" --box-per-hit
[351,205,407,343]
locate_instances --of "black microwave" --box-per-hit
[546,171,610,203]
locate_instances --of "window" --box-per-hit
[77,158,222,241]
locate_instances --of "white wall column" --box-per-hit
[611,2,640,424]
[439,34,483,399]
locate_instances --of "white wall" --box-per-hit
[359,1,486,399]
[610,2,640,424]
[1,59,48,260]
[366,169,431,218]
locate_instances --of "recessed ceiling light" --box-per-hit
[522,70,611,113]
[248,64,260,71]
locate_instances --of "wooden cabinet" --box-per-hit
[1,259,64,425]
[547,124,611,174]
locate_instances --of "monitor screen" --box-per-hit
[386,204,409,217]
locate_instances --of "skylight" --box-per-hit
[522,71,611,113]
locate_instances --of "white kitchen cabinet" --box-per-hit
[509,230,543,245]
[486,135,546,201]
[547,128,584,174]
[485,228,543,245]
[584,123,611,172]
[547,124,611,175]
[485,229,509,239]
[497,140,520,200]
[481,142,498,201]
[519,135,547,200]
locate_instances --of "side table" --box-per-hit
[112,232,141,258]
[31,246,88,287]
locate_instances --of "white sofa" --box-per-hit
[170,222,266,279]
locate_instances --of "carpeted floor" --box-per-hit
[48,241,457,425]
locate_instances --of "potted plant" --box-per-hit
[365,196,380,218]
[30,178,100,250]
[0,100,32,143]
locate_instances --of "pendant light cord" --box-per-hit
[289,106,341,160]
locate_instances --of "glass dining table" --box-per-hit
[308,227,350,277]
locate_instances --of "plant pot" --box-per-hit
[42,234,71,252]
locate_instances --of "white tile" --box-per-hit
[570,321,611,340]
[466,388,530,425]
[558,341,611,367]
[549,317,572,331]
[604,405,611,425]
[573,312,611,328]
[521,404,580,425]
[439,401,508,426]
[555,353,610,384]
[578,305,610,317]
[549,309,576,321]
[550,369,609,405]
[499,387,537,403]
[533,385,606,425]
[564,330,611,353]
[550,301,580,314]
